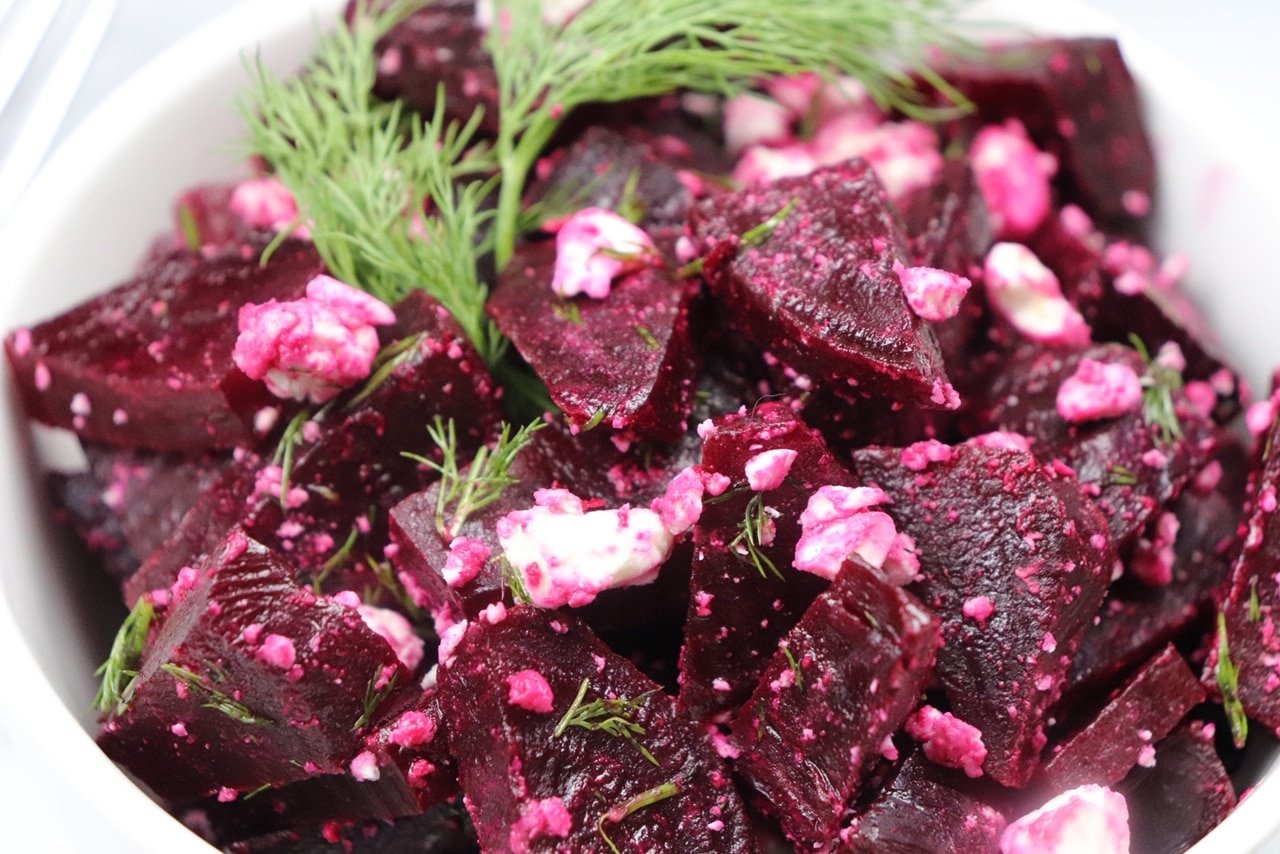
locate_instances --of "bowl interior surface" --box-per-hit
[0,0,1276,850]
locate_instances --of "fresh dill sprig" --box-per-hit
[596,779,682,854]
[1107,463,1138,487]
[242,2,506,365]
[553,677,660,767]
[94,598,155,716]
[740,199,798,248]
[177,203,202,252]
[500,554,534,605]
[405,416,545,539]
[161,663,271,726]
[1250,578,1262,623]
[311,524,362,594]
[1215,612,1248,749]
[488,0,967,267]
[781,644,804,689]
[353,668,401,731]
[347,333,425,409]
[366,554,423,618]
[1129,335,1184,445]
[272,408,313,506]
[729,493,783,579]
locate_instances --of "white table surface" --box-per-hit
[2,0,1278,851]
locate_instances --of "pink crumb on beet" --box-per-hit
[969,119,1056,239]
[229,176,308,238]
[906,705,987,778]
[349,750,381,782]
[550,207,657,300]
[893,262,972,322]
[900,439,953,472]
[984,242,1091,347]
[357,604,425,671]
[1247,399,1276,437]
[722,92,793,155]
[744,448,798,491]
[256,633,297,670]
[442,536,491,588]
[962,595,995,624]
[793,485,918,585]
[388,710,438,749]
[506,669,556,713]
[1055,358,1143,423]
[1000,784,1130,854]
[649,465,706,536]
[508,796,573,853]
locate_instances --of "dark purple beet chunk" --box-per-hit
[47,471,138,582]
[173,182,251,252]
[733,562,938,849]
[367,0,499,134]
[489,242,698,440]
[842,751,1006,853]
[851,441,1112,787]
[941,38,1155,225]
[222,801,477,854]
[970,342,1217,550]
[1066,440,1246,697]
[98,530,414,803]
[1039,645,1204,791]
[438,607,758,853]
[677,402,856,722]
[1116,721,1236,854]
[687,160,957,410]
[4,237,323,451]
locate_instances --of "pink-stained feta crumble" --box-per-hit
[900,439,953,472]
[962,595,995,624]
[732,143,818,186]
[498,488,674,609]
[506,669,556,713]
[550,207,657,299]
[810,116,943,202]
[1000,785,1130,854]
[357,604,425,670]
[1055,358,1143,423]
[649,465,706,535]
[442,536,491,588]
[793,485,919,585]
[388,710,438,749]
[349,750,381,782]
[906,705,988,778]
[1247,399,1275,437]
[984,242,1091,347]
[969,119,1057,239]
[508,796,573,853]
[893,262,972,322]
[969,431,1033,453]
[436,620,469,666]
[1130,511,1180,587]
[722,93,792,155]
[744,448,798,491]
[257,633,297,670]
[229,176,309,238]
[233,274,396,404]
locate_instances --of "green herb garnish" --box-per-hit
[500,554,534,606]
[161,664,270,725]
[634,324,661,351]
[93,598,155,716]
[1108,463,1138,486]
[353,667,401,732]
[596,779,682,854]
[1129,334,1184,445]
[310,523,361,594]
[1250,579,1262,623]
[554,677,660,767]
[553,299,583,325]
[271,408,313,506]
[740,199,798,248]
[177,203,202,251]
[729,492,783,579]
[1215,612,1249,749]
[781,644,804,689]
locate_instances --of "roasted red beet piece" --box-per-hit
[489,242,698,440]
[48,470,139,582]
[1117,721,1236,854]
[5,237,323,451]
[687,160,957,410]
[223,802,478,854]
[733,562,938,849]
[841,750,1007,853]
[941,38,1155,225]
[971,342,1217,549]
[1039,645,1204,791]
[678,402,855,721]
[173,182,250,252]
[851,441,1112,787]
[1067,440,1246,697]
[98,530,414,803]
[437,607,758,853]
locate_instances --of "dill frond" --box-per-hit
[596,779,682,854]
[94,598,155,716]
[729,493,783,579]
[553,677,660,767]
[1215,612,1248,748]
[161,664,271,725]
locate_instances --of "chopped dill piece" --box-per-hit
[347,333,424,409]
[242,782,273,801]
[353,668,401,732]
[863,609,881,630]
[553,677,660,767]
[677,257,705,280]
[500,554,534,606]
[729,493,782,579]
[553,299,583,325]
[1129,334,1184,444]
[94,598,155,716]
[272,408,313,506]
[1108,464,1138,486]
[1250,579,1262,623]
[596,779,682,854]
[311,524,362,595]
[161,664,270,726]
[1215,612,1248,749]
[177,203,202,251]
[740,199,798,248]
[615,168,645,224]
[634,324,661,351]
[781,645,804,689]
[366,555,422,618]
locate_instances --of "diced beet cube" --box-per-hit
[173,182,251,253]
[941,38,1156,225]
[98,530,414,803]
[437,607,757,853]
[1116,722,1236,854]
[4,237,323,451]
[1039,645,1204,791]
[733,562,938,848]
[678,402,855,721]
[851,441,1112,787]
[367,0,499,134]
[223,801,477,854]
[687,160,957,410]
[971,342,1217,549]
[902,159,993,279]
[48,471,138,583]
[842,751,1007,853]
[1067,441,1246,696]
[489,243,698,440]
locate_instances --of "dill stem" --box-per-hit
[494,119,558,271]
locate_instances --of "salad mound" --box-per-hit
[6,2,1274,852]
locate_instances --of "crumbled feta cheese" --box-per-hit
[649,465,706,535]
[1000,785,1130,854]
[793,485,919,585]
[722,93,792,155]
[810,116,943,202]
[550,208,657,299]
[476,0,589,30]
[1130,511,1180,587]
[1055,358,1143,423]
[508,796,573,853]
[969,119,1056,239]
[732,143,818,186]
[968,431,1033,453]
[765,72,822,117]
[506,669,556,713]
[900,439,953,472]
[357,604,425,670]
[498,488,674,608]
[349,750,381,782]
[906,705,987,778]
[233,274,396,404]
[984,242,1091,347]
[442,537,491,588]
[230,176,309,238]
[744,448,798,491]
[257,633,297,670]
[963,595,995,624]
[1247,399,1275,437]
[893,262,972,322]
[388,710,438,749]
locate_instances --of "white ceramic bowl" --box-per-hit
[0,1,1277,851]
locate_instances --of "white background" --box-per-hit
[1,0,1277,850]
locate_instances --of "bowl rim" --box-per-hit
[0,0,1276,851]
